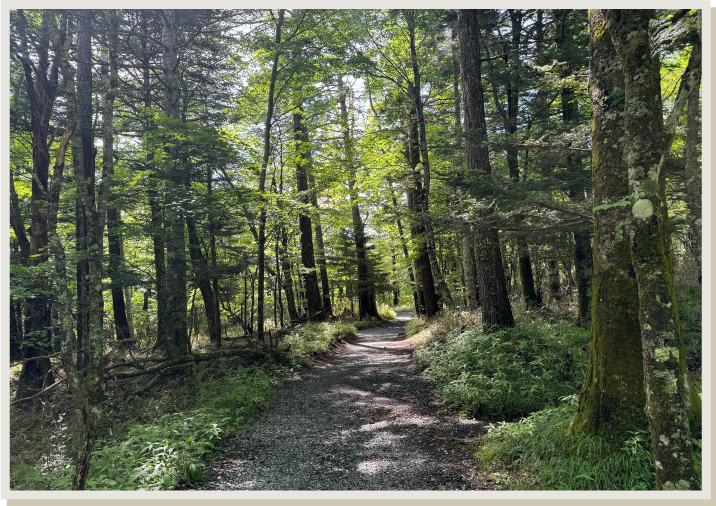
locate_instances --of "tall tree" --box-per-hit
[339,76,379,319]
[684,67,701,284]
[572,8,646,446]
[257,9,285,341]
[294,99,323,319]
[603,9,700,489]
[457,9,514,329]
[162,9,190,360]
[101,9,131,341]
[13,10,59,398]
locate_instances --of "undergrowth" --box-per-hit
[10,319,361,490]
[478,395,702,490]
[412,312,589,418]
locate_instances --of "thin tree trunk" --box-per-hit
[101,10,130,341]
[257,9,284,342]
[684,71,702,284]
[309,173,332,316]
[207,167,222,344]
[389,185,419,314]
[186,214,217,343]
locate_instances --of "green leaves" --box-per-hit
[593,198,631,212]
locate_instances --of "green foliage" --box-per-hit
[479,396,704,490]
[405,317,431,337]
[283,321,356,366]
[377,304,396,320]
[413,319,589,418]
[11,365,276,490]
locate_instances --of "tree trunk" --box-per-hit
[257,9,284,341]
[339,76,378,320]
[15,10,58,399]
[604,9,700,489]
[546,246,562,303]
[684,69,701,284]
[162,9,189,360]
[461,225,479,311]
[390,186,419,314]
[294,100,323,319]
[555,9,593,329]
[101,10,130,341]
[186,214,218,344]
[405,11,450,311]
[572,9,646,446]
[457,9,514,329]
[309,174,332,316]
[208,167,222,344]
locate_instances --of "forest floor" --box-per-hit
[188,312,492,490]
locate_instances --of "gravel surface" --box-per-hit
[192,312,486,491]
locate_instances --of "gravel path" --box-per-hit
[192,312,486,491]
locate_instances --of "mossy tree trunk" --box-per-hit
[604,9,701,490]
[572,8,647,447]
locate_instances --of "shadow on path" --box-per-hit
[195,312,485,491]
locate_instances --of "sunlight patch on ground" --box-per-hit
[363,431,402,447]
[356,459,393,475]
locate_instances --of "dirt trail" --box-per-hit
[193,312,486,490]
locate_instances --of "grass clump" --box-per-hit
[283,321,356,366]
[378,304,397,320]
[413,319,589,419]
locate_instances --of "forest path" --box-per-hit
[192,312,486,491]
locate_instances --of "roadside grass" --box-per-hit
[409,302,703,490]
[10,319,364,490]
[410,310,589,419]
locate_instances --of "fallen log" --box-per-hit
[106,348,269,381]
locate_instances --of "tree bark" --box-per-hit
[309,174,332,316]
[15,10,59,399]
[405,11,451,310]
[186,214,218,344]
[294,100,323,319]
[604,9,699,489]
[162,9,190,360]
[339,76,378,320]
[572,9,646,447]
[684,67,701,284]
[457,9,514,329]
[101,10,130,341]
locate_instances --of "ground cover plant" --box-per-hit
[9,319,368,490]
[411,311,590,419]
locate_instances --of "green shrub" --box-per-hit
[283,322,356,364]
[405,317,431,338]
[414,320,589,418]
[378,304,397,320]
